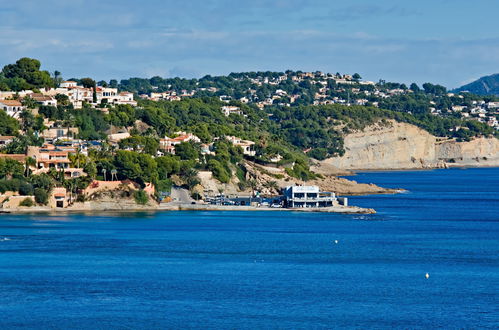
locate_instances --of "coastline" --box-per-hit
[5,166,497,215]
[339,164,499,174]
[1,203,376,215]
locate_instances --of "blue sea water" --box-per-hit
[0,168,498,329]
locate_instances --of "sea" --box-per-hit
[0,168,498,329]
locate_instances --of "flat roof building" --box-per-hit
[283,185,337,208]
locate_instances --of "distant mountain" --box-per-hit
[453,73,499,96]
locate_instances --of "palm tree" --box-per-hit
[69,151,86,169]
[110,169,117,181]
[248,179,258,205]
[21,96,37,110]
[53,70,62,87]
[24,156,36,177]
[265,180,279,196]
[19,109,34,131]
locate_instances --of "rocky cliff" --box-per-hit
[324,120,499,170]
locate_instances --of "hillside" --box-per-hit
[453,73,499,96]
[0,57,498,207]
[323,120,499,170]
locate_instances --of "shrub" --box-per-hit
[18,182,34,196]
[208,159,230,183]
[34,188,49,205]
[134,189,149,205]
[307,148,328,160]
[19,198,34,207]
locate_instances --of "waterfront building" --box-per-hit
[27,145,85,179]
[283,185,337,208]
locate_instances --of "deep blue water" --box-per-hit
[0,168,498,329]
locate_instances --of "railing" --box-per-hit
[289,197,336,202]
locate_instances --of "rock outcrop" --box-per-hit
[324,120,499,170]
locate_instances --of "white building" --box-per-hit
[221,106,243,116]
[283,185,337,208]
[60,81,78,88]
[159,132,201,154]
[225,136,256,156]
[0,136,15,148]
[0,100,25,118]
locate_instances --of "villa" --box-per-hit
[225,136,256,156]
[0,99,25,118]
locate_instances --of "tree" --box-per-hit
[84,161,97,179]
[208,159,230,183]
[0,158,24,179]
[175,142,200,161]
[80,78,96,89]
[21,96,38,109]
[155,155,181,179]
[53,70,63,87]
[80,78,97,103]
[133,190,149,205]
[264,180,279,196]
[410,83,421,92]
[0,110,20,135]
[19,109,35,131]
[352,73,362,81]
[114,150,158,186]
[119,136,159,155]
[34,188,49,205]
[1,57,54,90]
[30,173,54,191]
[55,94,70,106]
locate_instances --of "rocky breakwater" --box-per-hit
[323,120,499,170]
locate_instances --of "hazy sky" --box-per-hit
[1,0,498,88]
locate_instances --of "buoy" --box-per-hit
[425,273,430,279]
[334,240,338,244]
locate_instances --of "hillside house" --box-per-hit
[0,100,25,118]
[225,136,256,156]
[160,132,201,154]
[221,106,243,116]
[0,136,15,148]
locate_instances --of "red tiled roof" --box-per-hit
[0,154,24,162]
[0,100,22,106]
[0,136,15,140]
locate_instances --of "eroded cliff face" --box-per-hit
[324,120,499,170]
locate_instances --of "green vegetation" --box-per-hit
[0,110,20,136]
[0,58,497,205]
[19,198,34,207]
[34,188,49,205]
[133,189,149,205]
[0,58,54,91]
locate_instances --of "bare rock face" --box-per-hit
[309,176,400,196]
[324,120,499,170]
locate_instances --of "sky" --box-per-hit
[1,0,498,88]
